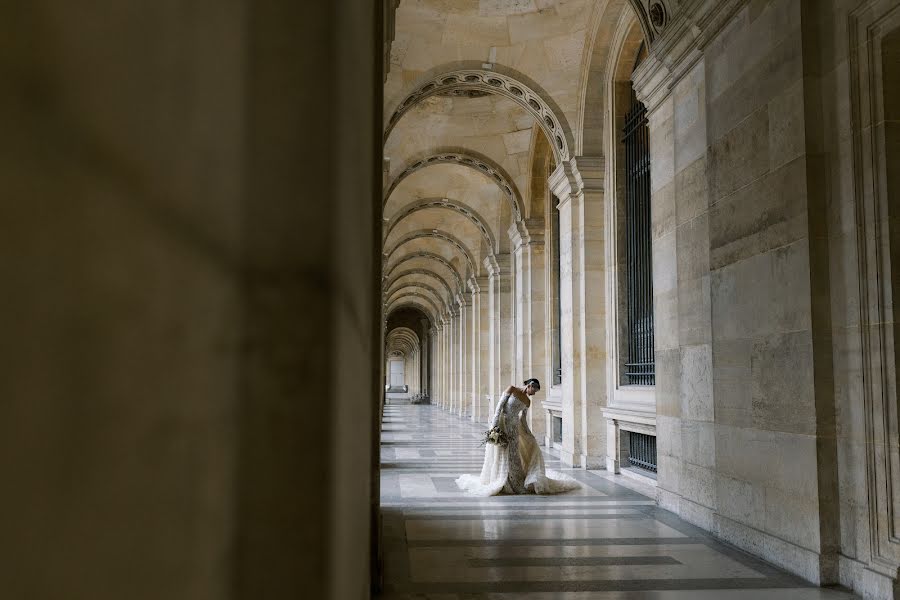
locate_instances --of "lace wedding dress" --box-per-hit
[456,391,580,496]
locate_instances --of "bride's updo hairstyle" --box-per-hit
[524,378,541,391]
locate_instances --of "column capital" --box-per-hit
[467,276,480,294]
[484,253,512,278]
[456,293,470,308]
[483,254,499,277]
[509,218,546,250]
[469,275,490,294]
[549,157,604,207]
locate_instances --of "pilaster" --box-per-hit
[550,157,607,468]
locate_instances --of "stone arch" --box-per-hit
[525,125,556,220]
[385,282,448,316]
[384,275,451,308]
[385,289,443,321]
[385,327,419,356]
[384,269,455,301]
[384,230,478,278]
[388,300,440,325]
[384,150,524,221]
[385,198,497,254]
[385,68,574,163]
[385,252,464,291]
[577,0,649,155]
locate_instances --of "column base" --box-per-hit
[559,448,577,468]
[605,456,619,473]
[581,453,605,469]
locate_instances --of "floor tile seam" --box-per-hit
[383,578,810,593]
[401,514,649,521]
[404,538,706,547]
[463,556,684,567]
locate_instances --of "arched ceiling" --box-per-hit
[383,0,649,324]
[386,327,420,357]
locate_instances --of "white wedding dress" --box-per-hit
[456,391,580,496]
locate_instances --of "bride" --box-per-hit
[456,378,580,496]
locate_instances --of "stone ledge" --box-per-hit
[714,512,832,586]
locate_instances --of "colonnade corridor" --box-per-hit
[377,404,857,599]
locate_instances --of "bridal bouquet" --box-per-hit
[481,425,509,447]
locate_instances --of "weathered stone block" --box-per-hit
[712,338,752,428]
[711,241,812,340]
[709,156,809,270]
[709,105,770,203]
[682,463,716,509]
[767,78,806,171]
[716,473,765,531]
[655,347,682,417]
[680,344,713,422]
[674,156,709,226]
[751,330,816,435]
[651,180,677,239]
[682,420,716,468]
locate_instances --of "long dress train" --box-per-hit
[456,391,580,496]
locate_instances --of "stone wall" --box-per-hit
[634,0,900,596]
[0,1,383,599]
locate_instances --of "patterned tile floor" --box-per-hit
[377,404,858,600]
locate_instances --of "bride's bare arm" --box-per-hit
[490,394,507,429]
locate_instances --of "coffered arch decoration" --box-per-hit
[385,151,524,222]
[385,198,498,254]
[385,69,573,164]
[385,251,464,291]
[384,230,478,278]
[384,269,456,302]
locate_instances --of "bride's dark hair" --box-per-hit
[524,378,541,391]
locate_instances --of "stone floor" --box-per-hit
[378,404,858,599]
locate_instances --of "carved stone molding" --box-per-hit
[384,197,497,253]
[385,251,464,289]
[849,0,900,578]
[383,268,455,300]
[384,151,523,221]
[385,282,447,312]
[508,218,546,250]
[385,69,572,163]
[383,229,478,277]
[385,292,443,322]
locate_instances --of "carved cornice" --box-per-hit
[549,159,585,207]
[633,0,751,115]
[509,218,546,250]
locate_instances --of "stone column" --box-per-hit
[439,317,450,410]
[468,277,480,420]
[550,157,608,468]
[471,276,491,423]
[456,294,470,417]
[449,306,460,414]
[485,254,514,415]
[420,318,430,398]
[484,257,498,417]
[510,219,549,444]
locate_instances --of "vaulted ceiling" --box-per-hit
[383,0,651,323]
